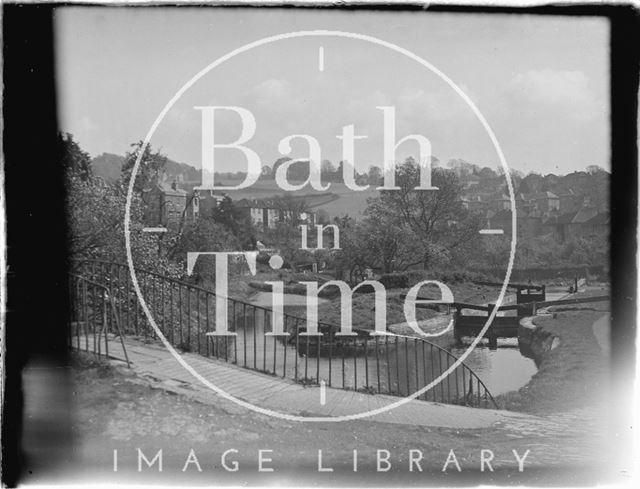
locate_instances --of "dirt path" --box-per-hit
[19,349,629,487]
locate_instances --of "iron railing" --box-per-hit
[68,273,130,367]
[70,259,497,408]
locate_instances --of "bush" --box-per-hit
[378,273,409,289]
[404,270,428,287]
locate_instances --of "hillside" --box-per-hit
[91,153,125,182]
[89,152,609,219]
[221,179,378,219]
[91,152,202,183]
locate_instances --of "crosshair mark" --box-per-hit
[318,46,325,72]
[142,227,168,233]
[479,229,504,235]
[320,380,326,405]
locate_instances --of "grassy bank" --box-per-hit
[496,292,610,414]
[283,282,503,331]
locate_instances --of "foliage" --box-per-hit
[64,134,183,279]
[59,132,92,181]
[170,219,243,281]
[353,158,482,272]
[121,140,168,195]
[211,195,256,250]
[378,273,409,289]
[261,222,310,270]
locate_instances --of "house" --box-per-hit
[534,191,560,214]
[543,206,598,243]
[580,211,610,238]
[235,198,316,230]
[461,194,488,213]
[489,194,511,212]
[486,209,542,237]
[557,189,583,214]
[191,188,226,219]
[142,176,188,230]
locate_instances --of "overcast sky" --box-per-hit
[55,8,610,176]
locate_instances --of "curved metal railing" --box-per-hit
[70,259,498,408]
[68,272,130,367]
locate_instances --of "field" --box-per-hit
[220,179,379,219]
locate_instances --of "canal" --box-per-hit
[204,292,537,403]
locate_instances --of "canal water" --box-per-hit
[204,292,537,402]
[449,340,537,396]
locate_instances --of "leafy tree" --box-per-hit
[121,141,168,194]
[259,165,273,180]
[367,165,382,185]
[59,132,92,181]
[321,159,335,174]
[262,222,309,270]
[170,219,242,280]
[270,194,311,226]
[477,166,497,180]
[316,208,330,225]
[374,159,482,269]
[331,217,376,282]
[360,197,421,273]
[211,195,256,250]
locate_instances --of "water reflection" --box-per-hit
[450,342,537,395]
[208,302,536,406]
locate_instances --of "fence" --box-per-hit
[68,273,130,367]
[70,259,498,408]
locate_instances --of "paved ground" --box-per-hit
[24,302,627,487]
[71,288,576,429]
[76,334,543,429]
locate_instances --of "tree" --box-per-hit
[586,165,605,175]
[333,161,344,183]
[259,164,273,180]
[332,217,376,282]
[59,132,92,181]
[361,197,421,273]
[270,194,311,226]
[321,159,335,175]
[121,141,168,195]
[317,208,330,225]
[477,166,497,180]
[211,196,256,250]
[367,165,382,186]
[170,219,242,281]
[373,159,482,269]
[66,173,127,257]
[262,222,309,270]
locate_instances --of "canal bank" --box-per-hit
[242,284,610,414]
[497,292,610,414]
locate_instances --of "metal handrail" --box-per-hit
[68,273,130,367]
[70,258,498,408]
[390,331,498,408]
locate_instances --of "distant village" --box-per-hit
[141,174,317,232]
[139,158,609,246]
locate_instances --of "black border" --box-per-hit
[2,3,638,487]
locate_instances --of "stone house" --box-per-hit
[534,191,560,213]
[235,198,316,230]
[142,178,188,231]
[542,206,598,243]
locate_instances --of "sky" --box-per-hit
[55,7,610,176]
